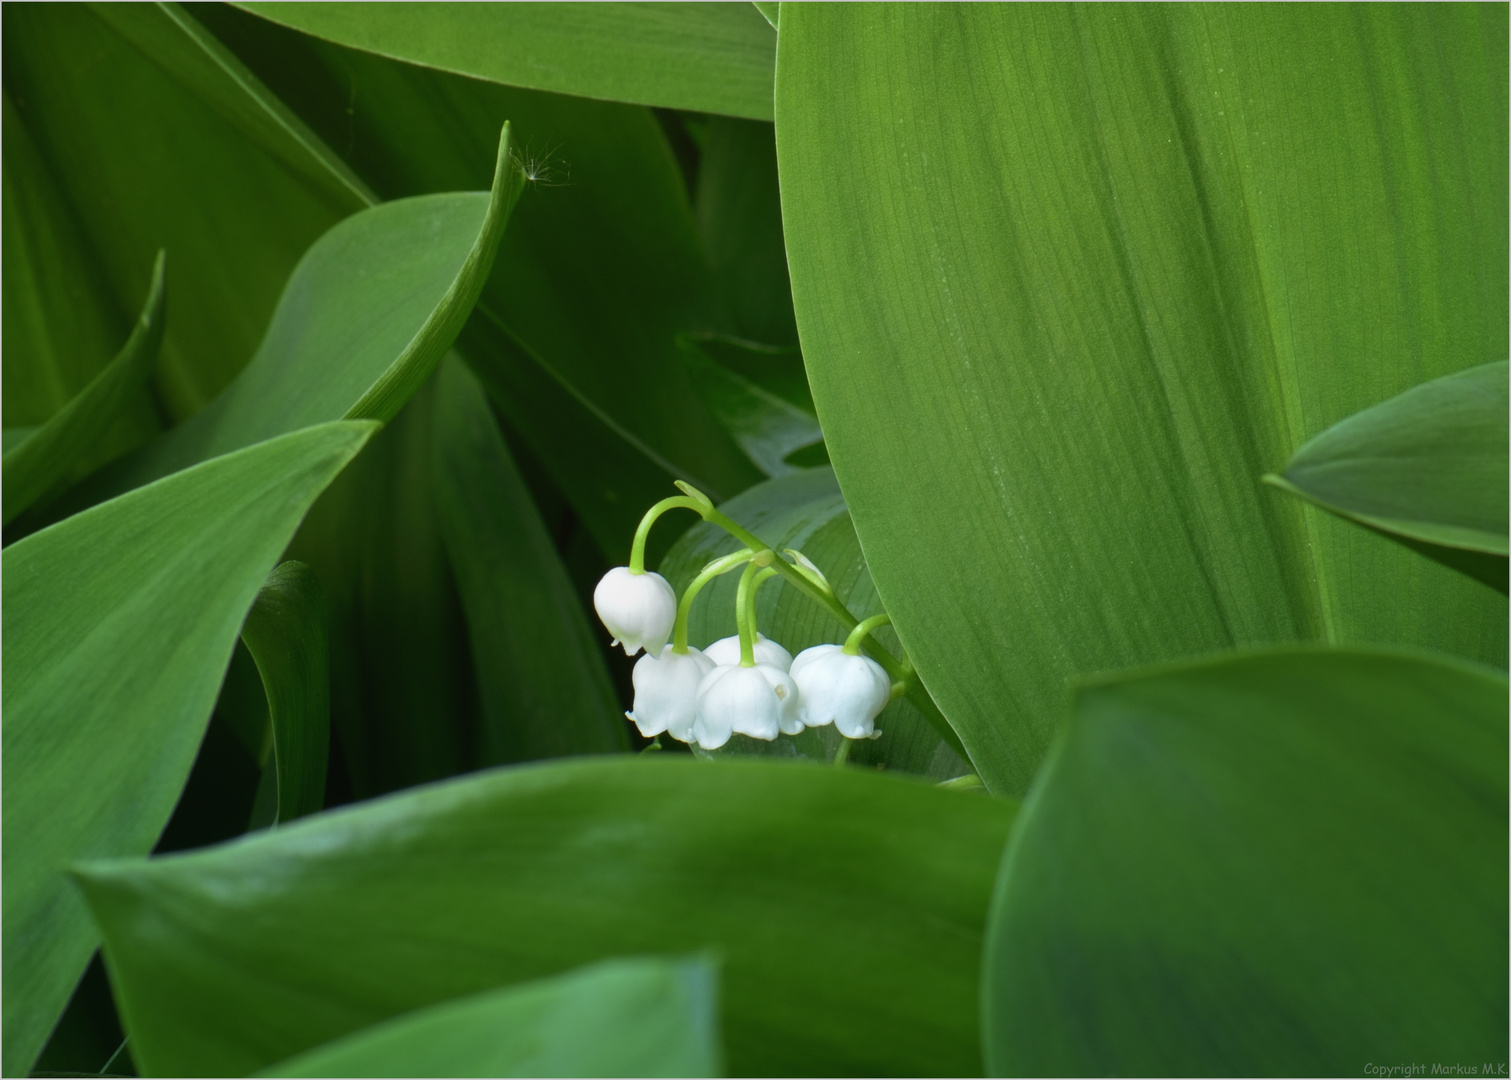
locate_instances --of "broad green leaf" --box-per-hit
[2,4,347,417]
[660,469,970,778]
[775,5,1510,795]
[696,117,798,347]
[284,374,478,798]
[983,647,1509,1075]
[2,251,166,526]
[75,123,521,507]
[677,337,822,478]
[0,420,377,1077]
[238,1,776,121]
[1265,361,1509,591]
[0,93,159,458]
[192,8,765,558]
[76,758,1014,1077]
[431,356,629,762]
[240,561,331,825]
[753,3,778,32]
[258,956,721,1078]
[89,2,375,213]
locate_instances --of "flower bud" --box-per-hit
[790,644,891,739]
[593,567,676,656]
[702,632,793,672]
[693,663,802,749]
[626,645,714,742]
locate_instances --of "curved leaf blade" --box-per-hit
[431,356,628,762]
[76,758,1014,1078]
[983,647,1508,1075]
[1265,360,1509,588]
[0,420,377,1077]
[192,10,765,557]
[0,93,160,459]
[258,956,721,1079]
[82,123,522,504]
[238,1,776,121]
[3,3,346,417]
[240,561,331,824]
[775,5,1509,795]
[2,251,166,525]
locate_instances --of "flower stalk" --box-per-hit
[673,483,965,761]
[843,613,892,656]
[672,549,753,653]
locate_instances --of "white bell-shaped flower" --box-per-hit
[626,645,714,742]
[593,567,676,656]
[702,632,793,671]
[790,644,891,739]
[693,663,802,749]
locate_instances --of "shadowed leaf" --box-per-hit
[3,251,166,525]
[983,647,1508,1075]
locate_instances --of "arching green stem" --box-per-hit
[735,560,762,667]
[672,481,969,766]
[843,613,893,656]
[740,567,778,652]
[628,495,709,574]
[672,549,753,653]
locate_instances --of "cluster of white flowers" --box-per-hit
[594,563,894,751]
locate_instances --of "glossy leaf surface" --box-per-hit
[259,956,720,1078]
[78,758,1013,1077]
[776,5,1509,794]
[2,251,166,525]
[660,469,968,777]
[1266,361,1509,591]
[431,356,628,762]
[240,561,331,824]
[983,647,1509,1075]
[239,2,776,121]
[1,421,376,1077]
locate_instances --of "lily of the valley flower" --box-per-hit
[593,567,677,656]
[790,644,891,739]
[702,632,793,671]
[627,645,714,741]
[693,663,802,748]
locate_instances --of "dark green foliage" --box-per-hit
[2,5,1504,1078]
